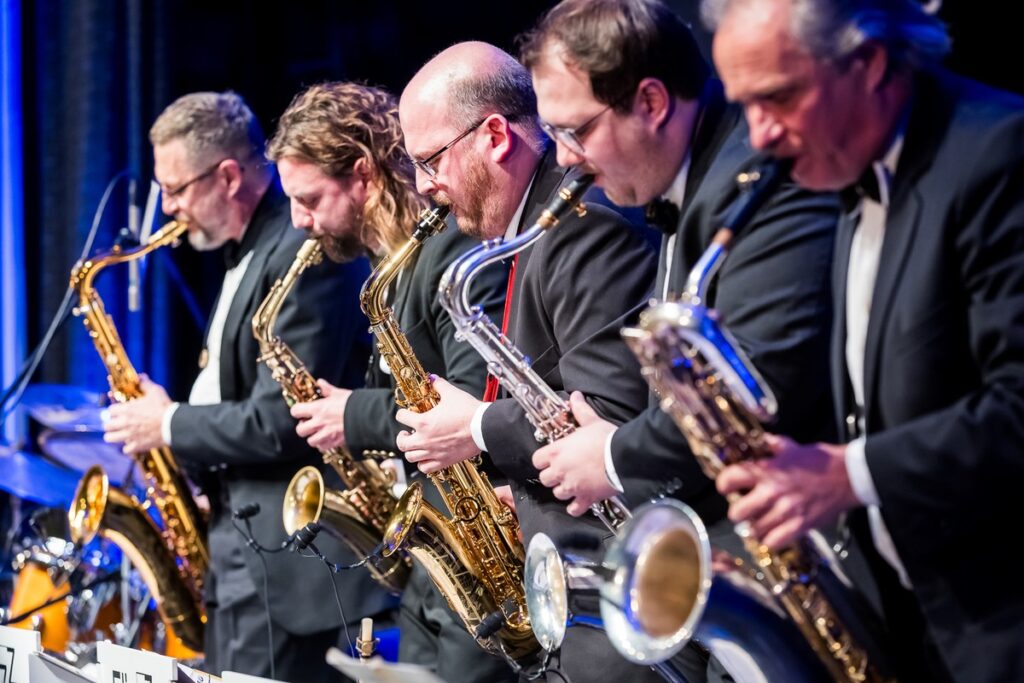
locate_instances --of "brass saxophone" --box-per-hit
[437,174,630,533]
[67,220,207,652]
[255,238,411,594]
[621,160,890,682]
[364,206,540,666]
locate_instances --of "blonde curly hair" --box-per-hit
[267,82,427,256]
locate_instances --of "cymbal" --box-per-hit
[39,430,142,487]
[0,445,81,508]
[21,383,107,431]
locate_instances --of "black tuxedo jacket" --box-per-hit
[834,70,1024,681]
[169,182,395,635]
[480,150,657,546]
[343,221,508,460]
[609,81,839,518]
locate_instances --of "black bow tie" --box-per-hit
[840,164,886,213]
[223,240,244,269]
[645,198,680,234]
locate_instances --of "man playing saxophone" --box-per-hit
[102,91,393,681]
[392,42,668,683]
[266,82,517,683]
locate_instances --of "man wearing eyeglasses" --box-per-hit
[518,0,839,540]
[393,42,674,682]
[103,91,388,681]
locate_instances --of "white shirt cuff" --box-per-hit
[470,402,490,452]
[161,402,180,447]
[603,428,625,493]
[844,436,880,506]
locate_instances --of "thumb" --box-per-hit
[569,391,600,425]
[316,379,334,397]
[432,376,454,395]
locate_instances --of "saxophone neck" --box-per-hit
[681,158,791,303]
[360,206,450,321]
[253,238,323,347]
[71,220,189,296]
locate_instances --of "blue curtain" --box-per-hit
[1,0,26,446]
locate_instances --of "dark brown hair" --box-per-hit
[519,0,711,111]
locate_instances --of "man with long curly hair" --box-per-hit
[268,82,516,682]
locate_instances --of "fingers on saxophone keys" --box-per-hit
[717,462,759,497]
[417,460,443,475]
[566,499,589,518]
[552,483,573,501]
[725,483,775,526]
[395,408,418,429]
[761,516,806,552]
[537,466,561,488]
[396,429,418,452]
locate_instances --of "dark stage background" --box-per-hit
[5,0,1022,442]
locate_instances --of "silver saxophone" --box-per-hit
[610,158,892,681]
[437,173,631,533]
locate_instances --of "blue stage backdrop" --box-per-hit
[2,0,27,446]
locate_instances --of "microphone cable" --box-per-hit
[0,169,135,428]
[231,502,291,681]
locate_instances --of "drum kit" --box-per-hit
[1,384,184,664]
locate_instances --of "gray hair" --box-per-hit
[149,91,265,166]
[447,54,544,145]
[701,0,950,71]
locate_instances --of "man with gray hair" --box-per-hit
[704,0,1024,679]
[104,91,390,680]
[392,42,667,682]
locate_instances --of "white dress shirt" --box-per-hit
[604,157,691,492]
[467,171,540,452]
[161,249,254,444]
[842,138,914,588]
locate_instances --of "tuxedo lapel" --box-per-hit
[832,209,857,433]
[861,75,947,418]
[216,183,286,400]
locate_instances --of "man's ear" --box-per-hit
[856,41,891,92]
[221,158,245,197]
[483,114,515,163]
[635,78,673,130]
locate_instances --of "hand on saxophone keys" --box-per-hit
[102,375,173,454]
[717,434,861,551]
[531,391,619,517]
[395,375,482,474]
[290,378,352,450]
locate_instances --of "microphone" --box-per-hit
[127,178,142,311]
[293,522,322,552]
[474,599,516,639]
[232,502,261,520]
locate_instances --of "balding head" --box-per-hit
[399,41,546,241]
[401,41,542,144]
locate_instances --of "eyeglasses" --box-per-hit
[410,118,487,179]
[161,159,228,198]
[540,98,625,156]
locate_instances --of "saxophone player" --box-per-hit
[705,0,1024,679]
[102,91,393,680]
[266,82,517,683]
[392,43,670,683]
[520,0,839,677]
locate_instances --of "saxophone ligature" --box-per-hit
[614,158,892,682]
[437,173,631,537]
[68,220,207,653]
[255,237,411,594]
[362,206,541,667]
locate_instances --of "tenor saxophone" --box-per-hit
[67,220,207,652]
[621,159,891,682]
[437,174,630,533]
[363,206,540,666]
[255,238,411,594]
